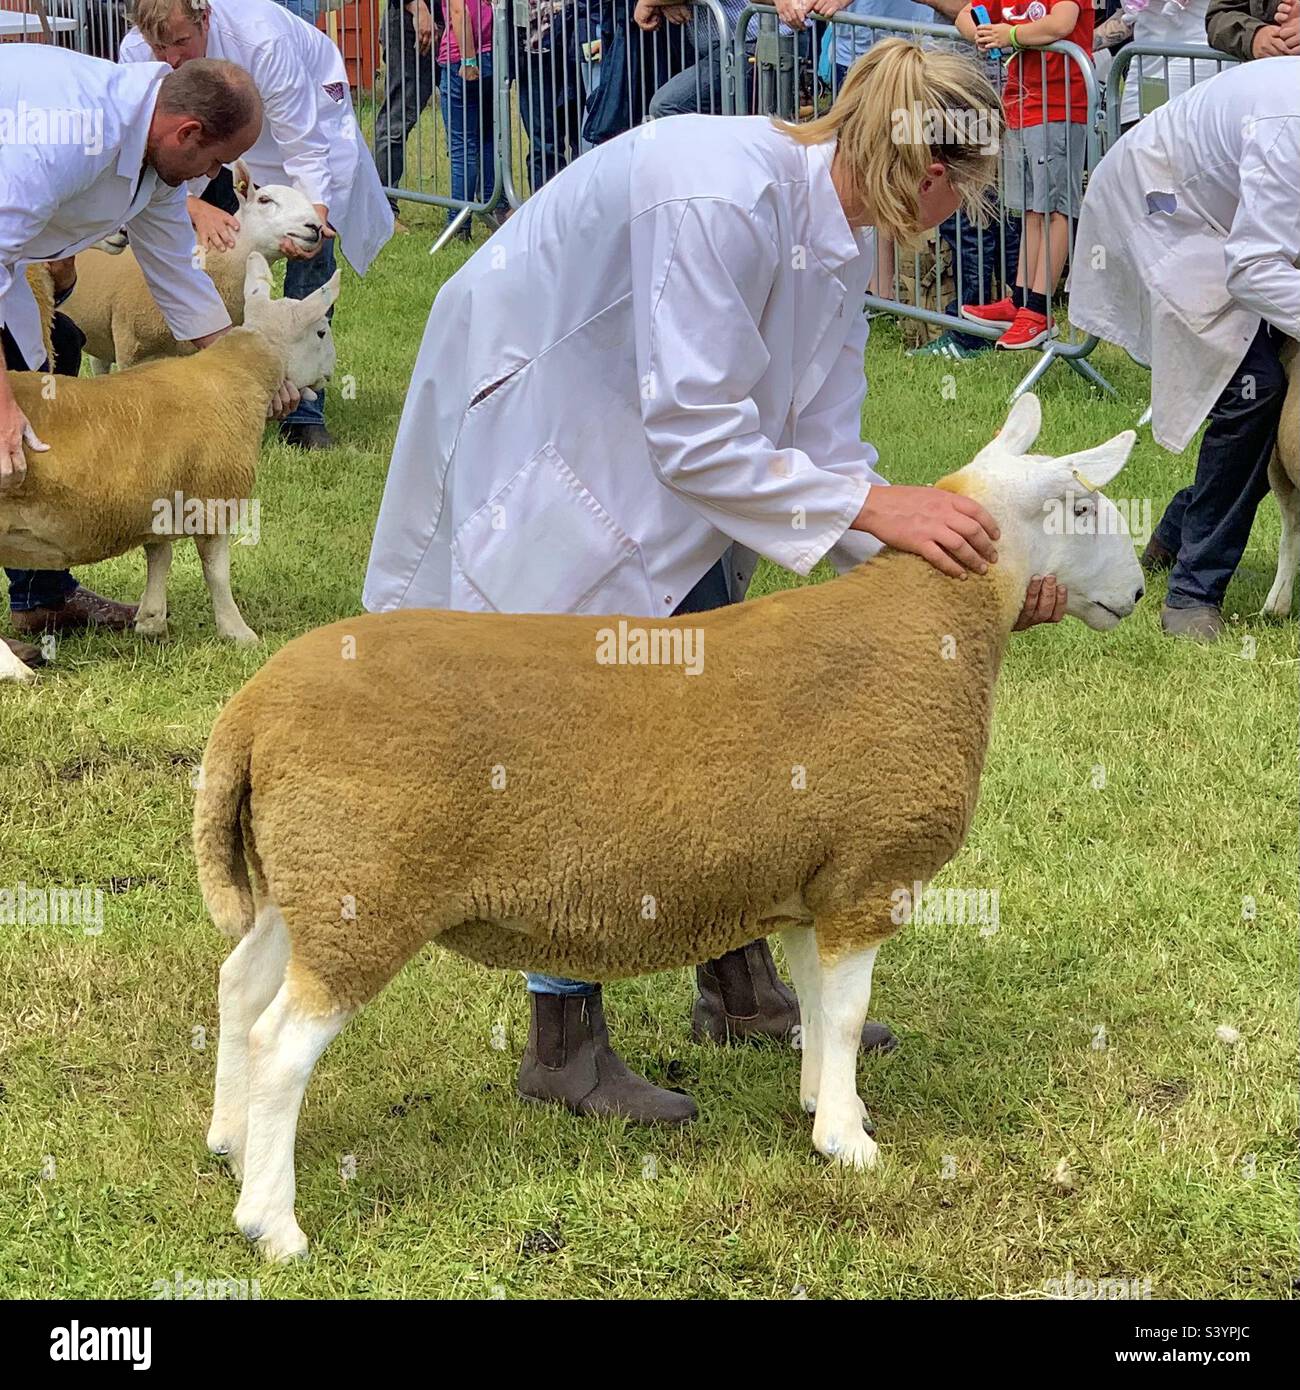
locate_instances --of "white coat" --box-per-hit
[1068,57,1300,453]
[0,45,230,373]
[120,0,392,273]
[363,114,887,620]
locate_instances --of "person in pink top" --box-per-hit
[440,0,498,236]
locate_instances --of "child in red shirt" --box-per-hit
[955,0,1095,348]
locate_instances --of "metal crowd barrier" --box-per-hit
[1102,40,1237,152]
[496,0,733,215]
[736,5,1109,401]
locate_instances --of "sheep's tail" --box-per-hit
[193,701,257,942]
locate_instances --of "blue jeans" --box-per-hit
[527,557,735,997]
[939,209,1022,351]
[281,237,337,427]
[514,33,584,194]
[439,54,497,226]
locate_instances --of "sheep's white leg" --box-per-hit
[134,540,173,638]
[193,533,258,646]
[1262,468,1299,619]
[208,904,291,1179]
[0,637,37,685]
[811,944,879,1170]
[779,926,824,1116]
[233,982,350,1262]
[86,356,110,376]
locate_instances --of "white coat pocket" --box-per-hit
[451,443,642,614]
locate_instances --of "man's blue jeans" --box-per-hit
[281,237,337,428]
[439,54,497,227]
[527,557,735,998]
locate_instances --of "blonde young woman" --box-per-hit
[365,39,1067,1123]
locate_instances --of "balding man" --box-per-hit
[0,46,265,671]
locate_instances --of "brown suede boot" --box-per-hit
[517,989,697,1125]
[692,940,898,1053]
[11,586,137,634]
[2,635,44,668]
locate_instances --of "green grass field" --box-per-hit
[0,220,1295,1300]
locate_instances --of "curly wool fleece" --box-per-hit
[195,537,1020,1017]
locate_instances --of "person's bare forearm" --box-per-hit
[1009,13,1077,44]
[955,5,978,41]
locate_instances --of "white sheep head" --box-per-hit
[242,252,339,394]
[230,161,325,260]
[957,394,1145,631]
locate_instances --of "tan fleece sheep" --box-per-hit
[59,166,324,371]
[0,255,339,685]
[192,394,1146,1262]
[1261,338,1299,618]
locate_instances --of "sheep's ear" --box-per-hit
[295,270,341,323]
[996,393,1042,455]
[1059,430,1137,491]
[243,251,273,304]
[232,160,254,208]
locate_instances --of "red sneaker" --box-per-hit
[959,297,1018,330]
[996,308,1058,350]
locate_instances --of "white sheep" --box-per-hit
[60,163,325,372]
[1261,339,1298,618]
[192,393,1144,1261]
[0,254,339,686]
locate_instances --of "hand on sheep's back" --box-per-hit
[0,386,49,494]
[853,483,1000,579]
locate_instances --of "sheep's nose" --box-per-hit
[1135,583,1146,604]
[305,223,322,237]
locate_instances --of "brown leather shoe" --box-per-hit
[2,635,44,668]
[1141,536,1178,574]
[1160,603,1225,643]
[10,586,138,635]
[517,988,697,1125]
[693,940,898,1053]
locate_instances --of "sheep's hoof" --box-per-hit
[1259,596,1292,620]
[222,628,260,648]
[134,617,168,640]
[207,1136,245,1181]
[236,1209,309,1263]
[815,1128,879,1171]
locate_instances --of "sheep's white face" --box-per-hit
[966,395,1146,631]
[232,164,324,259]
[242,253,339,392]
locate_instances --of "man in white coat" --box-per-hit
[1068,58,1300,641]
[0,45,262,670]
[365,40,1069,1122]
[122,0,394,449]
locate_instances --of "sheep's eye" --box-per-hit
[257,196,273,205]
[316,328,327,339]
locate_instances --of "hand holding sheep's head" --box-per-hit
[960,394,1145,632]
[241,252,339,396]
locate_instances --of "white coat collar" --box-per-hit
[803,139,864,273]
[115,61,169,182]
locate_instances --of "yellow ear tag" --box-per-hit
[1072,468,1103,493]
